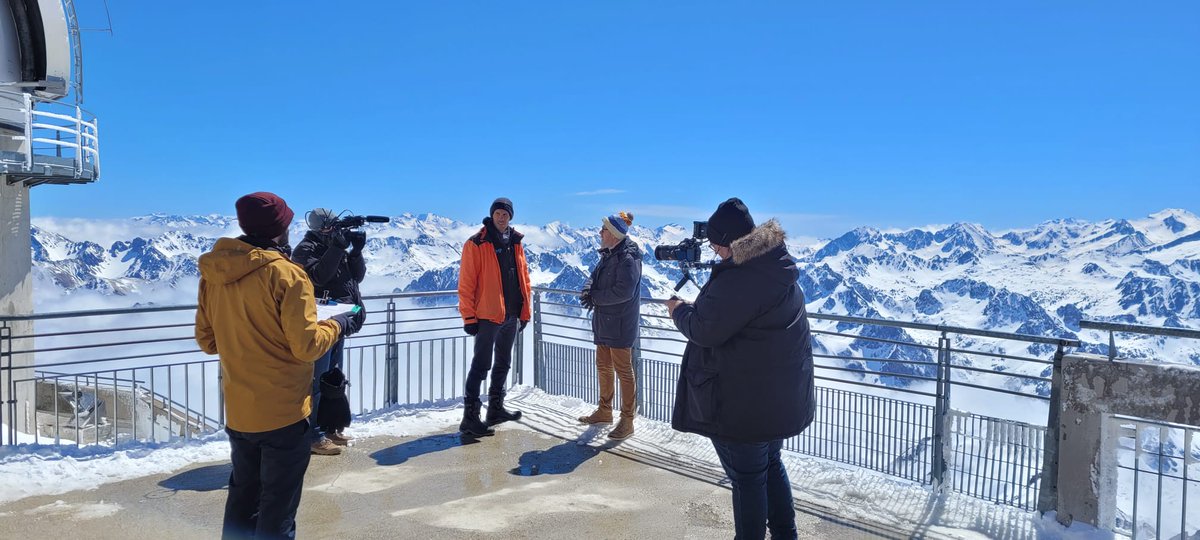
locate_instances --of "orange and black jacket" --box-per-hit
[458,225,533,325]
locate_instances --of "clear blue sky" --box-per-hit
[34,1,1200,239]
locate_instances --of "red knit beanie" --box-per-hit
[235,192,294,239]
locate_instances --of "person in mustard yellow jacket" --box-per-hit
[195,192,360,540]
[457,197,532,436]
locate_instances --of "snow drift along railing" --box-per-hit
[532,287,1079,512]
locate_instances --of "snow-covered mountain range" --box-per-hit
[30,209,1200,368]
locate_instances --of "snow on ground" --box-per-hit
[2,389,1120,538]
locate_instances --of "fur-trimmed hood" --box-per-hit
[730,219,787,265]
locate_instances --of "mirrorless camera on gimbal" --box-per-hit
[654,221,713,291]
[330,214,391,245]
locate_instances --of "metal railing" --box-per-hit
[0,291,522,448]
[1110,416,1198,540]
[1081,320,1200,362]
[2,287,1079,513]
[532,287,1079,512]
[0,95,100,183]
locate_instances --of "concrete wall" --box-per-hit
[0,179,34,440]
[1055,353,1200,528]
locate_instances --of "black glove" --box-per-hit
[326,229,350,251]
[519,320,528,332]
[331,312,362,336]
[580,292,595,311]
[348,230,366,254]
[464,322,479,336]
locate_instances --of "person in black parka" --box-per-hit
[578,211,643,441]
[292,208,367,455]
[666,198,815,540]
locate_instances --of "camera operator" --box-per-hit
[291,208,368,455]
[665,198,815,540]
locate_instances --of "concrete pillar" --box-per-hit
[1055,353,1200,529]
[0,179,34,441]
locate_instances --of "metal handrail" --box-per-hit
[1080,320,1200,339]
[533,287,1081,348]
[1080,319,1200,362]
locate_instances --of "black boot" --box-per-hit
[459,401,494,436]
[486,396,522,426]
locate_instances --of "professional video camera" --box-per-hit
[330,215,391,229]
[325,214,390,247]
[654,221,713,291]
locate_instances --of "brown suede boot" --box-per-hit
[577,409,613,425]
[608,417,634,440]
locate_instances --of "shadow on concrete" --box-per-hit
[157,463,231,492]
[509,436,619,477]
[370,432,482,466]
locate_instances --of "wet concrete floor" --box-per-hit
[0,423,892,539]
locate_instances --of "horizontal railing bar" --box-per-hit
[638,347,682,357]
[541,312,592,323]
[11,334,197,355]
[947,379,1049,401]
[812,353,936,368]
[0,304,196,322]
[811,329,941,351]
[11,322,197,340]
[946,362,1050,383]
[10,349,206,371]
[812,362,941,384]
[540,321,590,333]
[810,312,1080,347]
[812,374,938,398]
[945,347,1052,366]
[1111,414,1200,431]
[540,331,593,344]
[1080,320,1200,340]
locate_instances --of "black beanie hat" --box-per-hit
[490,197,514,219]
[706,197,755,247]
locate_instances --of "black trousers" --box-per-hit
[223,419,312,540]
[465,315,519,404]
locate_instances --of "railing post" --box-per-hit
[532,291,543,390]
[633,309,645,416]
[1038,343,1066,514]
[74,105,83,177]
[384,299,398,406]
[1,321,10,445]
[1107,330,1117,362]
[931,332,950,487]
[23,94,32,171]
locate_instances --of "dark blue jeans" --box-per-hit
[711,438,797,540]
[465,315,518,404]
[223,419,311,539]
[309,337,344,441]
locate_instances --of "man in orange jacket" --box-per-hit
[457,197,532,436]
[196,192,360,539]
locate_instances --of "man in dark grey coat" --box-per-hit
[579,212,643,440]
[667,198,815,540]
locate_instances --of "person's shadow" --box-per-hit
[370,432,482,466]
[509,429,618,476]
[157,463,232,492]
